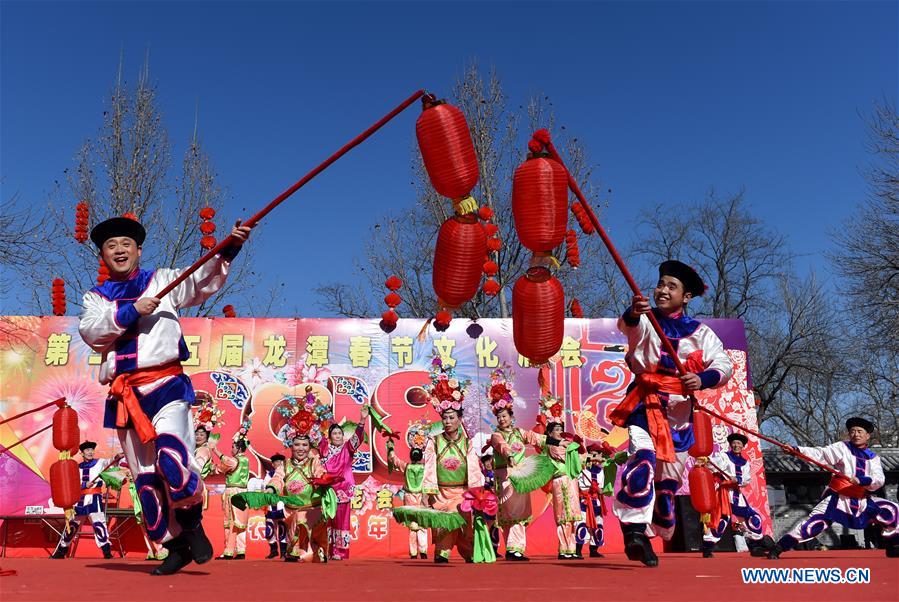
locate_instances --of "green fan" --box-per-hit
[392,506,466,531]
[507,455,555,493]
[231,488,337,520]
[99,466,128,492]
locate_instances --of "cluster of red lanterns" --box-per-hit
[565,230,580,268]
[417,94,497,330]
[51,278,66,316]
[49,404,81,510]
[570,200,595,234]
[509,131,571,365]
[687,410,717,523]
[570,299,584,319]
[74,202,89,244]
[199,207,216,250]
[97,256,110,286]
[381,276,403,329]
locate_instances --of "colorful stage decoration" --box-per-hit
[0,315,772,557]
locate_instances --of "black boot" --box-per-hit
[885,545,899,558]
[419,552,428,559]
[50,547,67,559]
[589,545,604,558]
[623,530,658,567]
[174,505,213,565]
[701,542,714,558]
[750,535,774,557]
[266,543,279,559]
[101,543,114,559]
[574,544,584,559]
[151,536,192,576]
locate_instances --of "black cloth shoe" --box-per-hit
[267,544,280,559]
[284,555,299,563]
[181,524,213,565]
[410,554,418,559]
[435,555,449,564]
[233,553,245,560]
[151,537,192,576]
[419,553,428,559]
[101,543,114,559]
[624,532,658,567]
[505,551,529,561]
[589,546,604,558]
[50,547,67,559]
[702,549,714,558]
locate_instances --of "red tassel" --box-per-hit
[483,278,500,296]
[528,139,544,154]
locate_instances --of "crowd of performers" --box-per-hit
[50,217,898,574]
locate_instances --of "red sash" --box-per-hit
[828,474,867,499]
[109,362,184,444]
[609,373,685,463]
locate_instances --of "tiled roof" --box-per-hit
[763,447,899,473]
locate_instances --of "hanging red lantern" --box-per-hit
[97,257,110,286]
[570,202,596,235]
[200,235,216,250]
[199,207,216,220]
[688,465,717,515]
[49,459,82,509]
[199,207,216,250]
[223,304,236,318]
[512,154,568,253]
[52,405,80,452]
[512,267,564,364]
[51,279,66,316]
[434,310,453,330]
[381,309,399,327]
[416,96,479,215]
[385,276,403,291]
[74,202,90,243]
[199,221,216,235]
[380,276,403,332]
[689,410,714,458]
[433,215,487,309]
[483,279,500,297]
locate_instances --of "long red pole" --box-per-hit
[541,134,842,478]
[156,89,426,299]
[0,397,66,426]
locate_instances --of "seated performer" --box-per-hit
[79,215,251,575]
[263,454,288,559]
[213,436,251,559]
[765,417,899,558]
[319,404,370,560]
[51,441,124,559]
[421,359,485,564]
[611,260,733,567]
[701,432,769,557]
[388,442,429,559]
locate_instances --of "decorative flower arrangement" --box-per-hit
[276,385,334,447]
[285,354,332,388]
[234,417,252,446]
[193,393,225,432]
[425,356,470,414]
[539,392,565,422]
[486,366,516,416]
[406,417,432,451]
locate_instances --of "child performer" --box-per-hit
[388,427,429,559]
[263,454,288,559]
[213,435,251,559]
[319,404,370,560]
[766,417,899,559]
[611,260,733,567]
[577,442,627,559]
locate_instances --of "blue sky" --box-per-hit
[1,1,896,316]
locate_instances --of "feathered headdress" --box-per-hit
[486,366,516,416]
[425,356,470,414]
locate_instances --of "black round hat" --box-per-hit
[659,260,706,297]
[726,432,749,445]
[845,417,875,433]
[78,441,97,452]
[90,217,146,248]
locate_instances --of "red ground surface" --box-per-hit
[0,551,895,602]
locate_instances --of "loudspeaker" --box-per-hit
[665,495,735,552]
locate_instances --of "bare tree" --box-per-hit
[316,62,613,319]
[11,56,260,317]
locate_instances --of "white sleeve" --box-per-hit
[156,254,232,311]
[797,442,844,467]
[867,457,885,491]
[78,291,128,351]
[699,327,733,388]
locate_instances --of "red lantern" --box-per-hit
[512,155,568,252]
[570,299,584,318]
[385,276,403,291]
[199,207,216,220]
[483,278,500,297]
[384,293,402,308]
[571,201,596,235]
[49,459,82,509]
[223,304,236,318]
[689,410,714,457]
[688,465,717,515]
[433,215,487,308]
[97,257,110,286]
[200,235,216,250]
[416,98,479,211]
[52,405,79,452]
[381,309,399,326]
[51,278,66,316]
[512,267,564,364]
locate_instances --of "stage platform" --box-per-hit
[0,551,895,602]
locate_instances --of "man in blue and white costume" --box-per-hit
[611,260,733,567]
[79,215,252,575]
[768,417,899,558]
[50,441,123,559]
[700,432,768,557]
